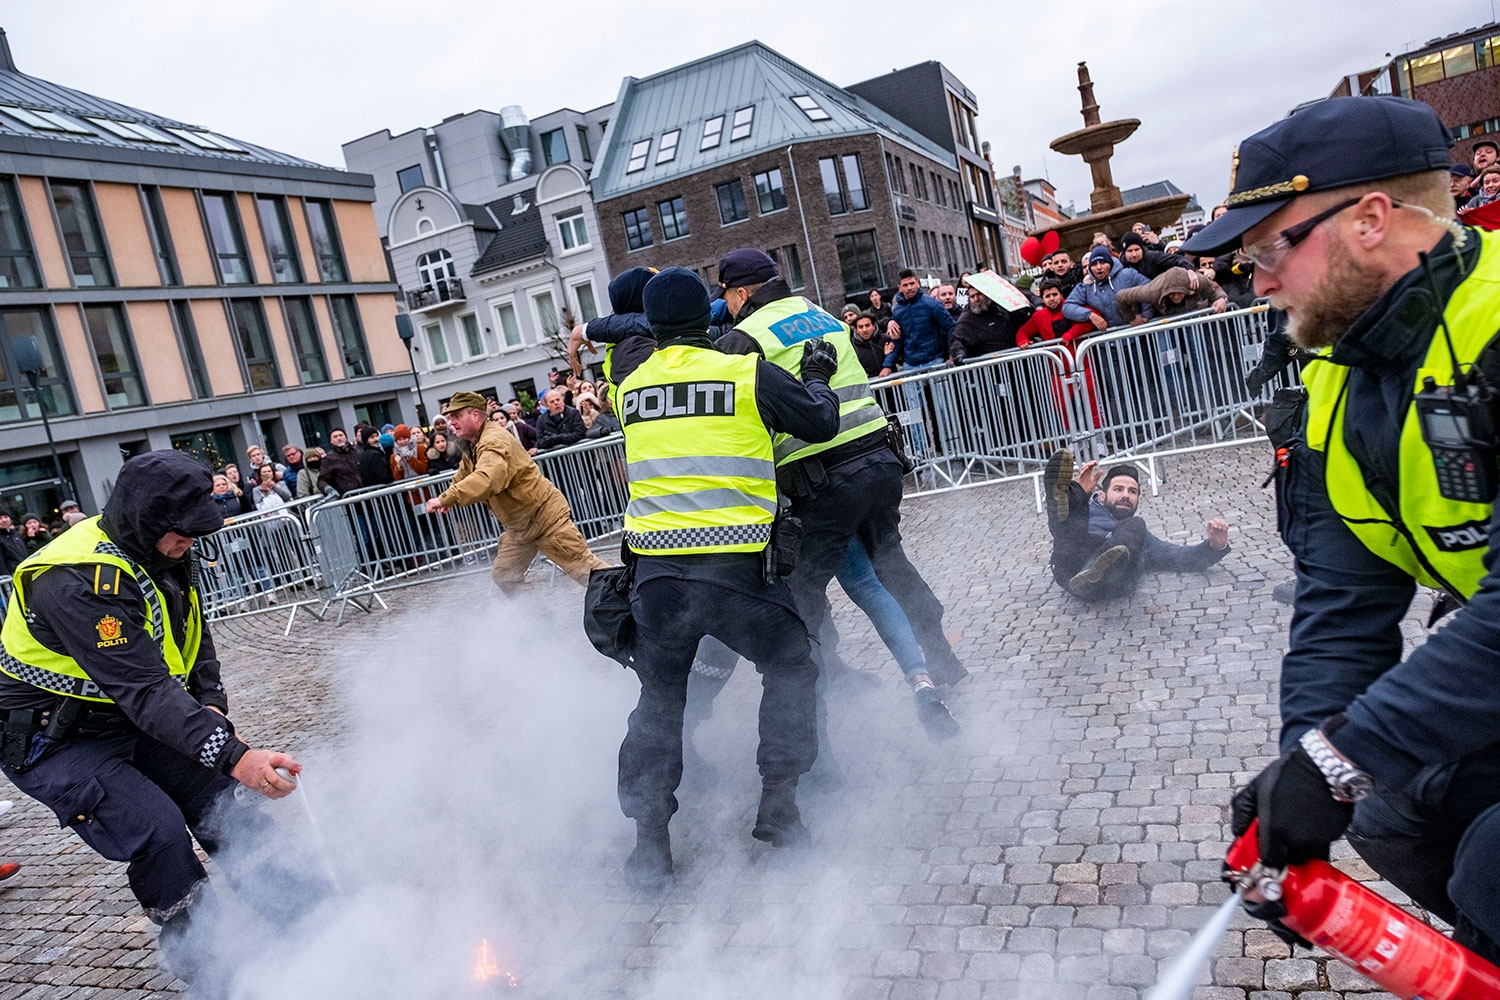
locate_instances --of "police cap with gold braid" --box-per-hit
[1183,96,1453,256]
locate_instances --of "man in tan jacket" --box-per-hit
[425,391,607,591]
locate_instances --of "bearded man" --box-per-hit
[1183,96,1500,964]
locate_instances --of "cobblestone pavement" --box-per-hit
[0,445,1432,1000]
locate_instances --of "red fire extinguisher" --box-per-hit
[1225,821,1500,999]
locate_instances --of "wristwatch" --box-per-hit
[1299,728,1374,803]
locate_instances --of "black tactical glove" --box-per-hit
[800,338,839,385]
[1245,330,1295,395]
[1231,739,1353,869]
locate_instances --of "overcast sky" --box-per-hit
[3,1,1488,218]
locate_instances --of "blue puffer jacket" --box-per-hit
[886,290,955,369]
[1061,262,1152,328]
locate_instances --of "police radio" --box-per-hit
[1415,374,1496,503]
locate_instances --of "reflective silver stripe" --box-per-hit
[627,456,777,482]
[835,382,873,402]
[626,488,778,519]
[774,404,888,462]
[626,523,773,551]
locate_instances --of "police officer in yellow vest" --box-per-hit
[712,249,967,778]
[607,267,841,889]
[0,452,325,990]
[1183,97,1500,961]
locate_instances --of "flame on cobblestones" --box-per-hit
[473,939,519,988]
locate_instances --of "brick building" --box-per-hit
[1328,21,1500,166]
[0,28,411,516]
[589,41,974,311]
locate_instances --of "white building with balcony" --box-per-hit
[345,105,614,410]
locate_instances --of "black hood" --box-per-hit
[100,451,223,563]
[608,267,658,314]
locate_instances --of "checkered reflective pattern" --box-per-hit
[197,726,230,769]
[625,523,772,552]
[0,644,92,697]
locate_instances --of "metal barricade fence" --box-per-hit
[199,499,326,634]
[870,348,1074,497]
[1071,304,1282,463]
[532,434,629,542]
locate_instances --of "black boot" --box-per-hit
[913,683,960,741]
[1044,449,1075,524]
[752,779,810,847]
[624,823,673,892]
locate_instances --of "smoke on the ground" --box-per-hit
[199,584,1075,1000]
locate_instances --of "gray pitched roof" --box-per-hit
[1120,180,1187,206]
[471,197,551,276]
[0,37,328,173]
[591,40,956,202]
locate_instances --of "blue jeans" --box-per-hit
[837,537,925,677]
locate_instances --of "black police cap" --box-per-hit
[1183,97,1453,256]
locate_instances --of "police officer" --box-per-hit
[0,451,325,990]
[1182,97,1500,961]
[606,267,841,889]
[712,250,967,767]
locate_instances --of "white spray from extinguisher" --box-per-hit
[1143,893,1243,1000]
[236,766,342,893]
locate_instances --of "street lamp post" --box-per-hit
[393,313,430,427]
[13,333,72,503]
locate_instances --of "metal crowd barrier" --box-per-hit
[199,496,328,634]
[532,434,629,542]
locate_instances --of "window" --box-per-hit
[771,244,805,291]
[909,164,924,200]
[893,156,908,195]
[932,172,945,207]
[51,182,114,287]
[81,305,146,408]
[715,180,749,225]
[139,187,179,286]
[899,226,917,266]
[0,106,91,134]
[730,106,755,142]
[819,158,846,215]
[951,179,962,208]
[280,297,329,384]
[532,290,560,340]
[0,307,75,421]
[622,207,653,250]
[656,197,690,241]
[1408,52,1444,86]
[626,139,651,173]
[299,410,336,451]
[328,295,371,377]
[84,118,172,143]
[353,400,396,431]
[424,322,449,367]
[843,154,868,211]
[1444,43,1478,78]
[397,164,425,192]
[417,249,457,290]
[255,196,303,284]
[754,169,787,214]
[459,312,485,359]
[171,300,212,399]
[791,95,831,122]
[228,299,281,389]
[576,125,592,162]
[701,116,725,151]
[925,231,941,267]
[554,208,590,252]
[0,178,40,288]
[541,128,569,166]
[201,192,251,284]
[836,231,883,293]
[304,200,348,282]
[162,128,248,153]
[573,281,599,323]
[656,129,680,165]
[492,301,523,348]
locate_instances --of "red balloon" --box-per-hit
[1041,230,1060,255]
[1020,235,1044,267]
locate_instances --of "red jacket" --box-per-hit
[1015,307,1094,347]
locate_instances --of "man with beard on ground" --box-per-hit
[1043,452,1229,602]
[1180,96,1500,965]
[0,451,326,995]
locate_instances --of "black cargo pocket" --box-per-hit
[51,775,128,860]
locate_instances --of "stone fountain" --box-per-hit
[1035,62,1190,260]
